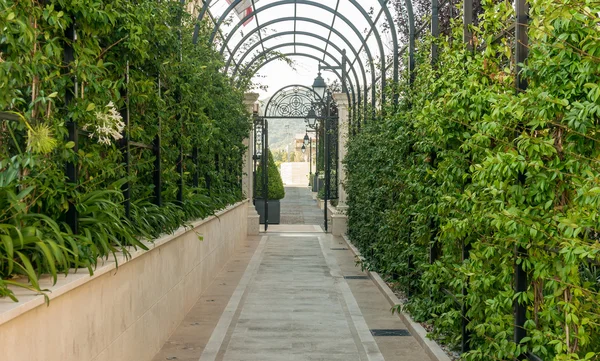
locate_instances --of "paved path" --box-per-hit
[280,186,324,225]
[152,231,431,361]
[204,234,377,361]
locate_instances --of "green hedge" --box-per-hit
[0,1,250,302]
[346,0,600,360]
[256,150,285,200]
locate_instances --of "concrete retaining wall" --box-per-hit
[0,201,249,361]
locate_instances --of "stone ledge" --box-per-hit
[341,234,452,361]
[0,200,249,327]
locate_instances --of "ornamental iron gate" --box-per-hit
[253,84,338,232]
[253,115,269,231]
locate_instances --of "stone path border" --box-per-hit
[341,235,452,361]
[317,236,385,361]
[198,235,269,361]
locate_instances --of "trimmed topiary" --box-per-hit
[256,150,285,200]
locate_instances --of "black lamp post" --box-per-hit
[311,71,335,232]
[309,137,312,183]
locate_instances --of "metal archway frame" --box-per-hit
[238,47,355,114]
[263,84,322,118]
[226,16,374,118]
[237,52,357,126]
[228,29,366,96]
[232,40,362,120]
[210,0,383,107]
[193,0,415,109]
[226,26,367,115]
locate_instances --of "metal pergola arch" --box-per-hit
[211,1,385,105]
[192,0,416,116]
[231,39,362,116]
[227,28,367,95]
[238,52,352,114]
[240,52,356,125]
[225,26,368,115]
[236,43,356,120]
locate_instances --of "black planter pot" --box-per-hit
[254,199,281,224]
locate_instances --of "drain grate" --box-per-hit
[343,275,369,280]
[370,329,411,337]
[331,247,349,250]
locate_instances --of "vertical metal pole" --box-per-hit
[154,77,162,206]
[177,144,184,204]
[341,49,347,94]
[315,126,319,192]
[64,19,78,234]
[176,0,184,205]
[309,138,312,181]
[120,62,131,219]
[193,146,199,189]
[514,0,529,357]
[460,3,474,352]
[407,0,416,86]
[253,117,258,203]
[463,0,473,49]
[324,94,330,233]
[264,119,269,232]
[431,0,440,65]
[461,240,472,353]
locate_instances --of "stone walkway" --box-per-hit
[280,186,325,225]
[152,231,431,361]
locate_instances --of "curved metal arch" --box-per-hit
[213,1,381,108]
[263,84,322,118]
[232,40,362,117]
[227,29,366,93]
[238,43,356,115]
[192,0,415,111]
[236,52,356,123]
[224,19,370,113]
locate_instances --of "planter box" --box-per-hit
[254,199,281,224]
[0,201,249,361]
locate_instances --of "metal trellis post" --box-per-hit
[154,77,162,206]
[120,62,131,219]
[64,19,78,234]
[514,0,529,358]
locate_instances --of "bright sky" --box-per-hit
[204,0,404,100]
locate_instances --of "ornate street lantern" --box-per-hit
[301,144,306,153]
[312,72,326,99]
[305,108,317,128]
[303,132,310,146]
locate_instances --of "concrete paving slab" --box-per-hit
[152,186,436,361]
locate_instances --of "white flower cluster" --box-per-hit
[82,101,125,145]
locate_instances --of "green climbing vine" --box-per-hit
[0,1,250,302]
[346,0,600,360]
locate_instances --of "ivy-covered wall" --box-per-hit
[0,1,250,301]
[345,0,600,360]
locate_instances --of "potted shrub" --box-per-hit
[255,150,285,224]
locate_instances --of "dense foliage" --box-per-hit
[0,0,250,301]
[346,0,600,360]
[256,150,285,200]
